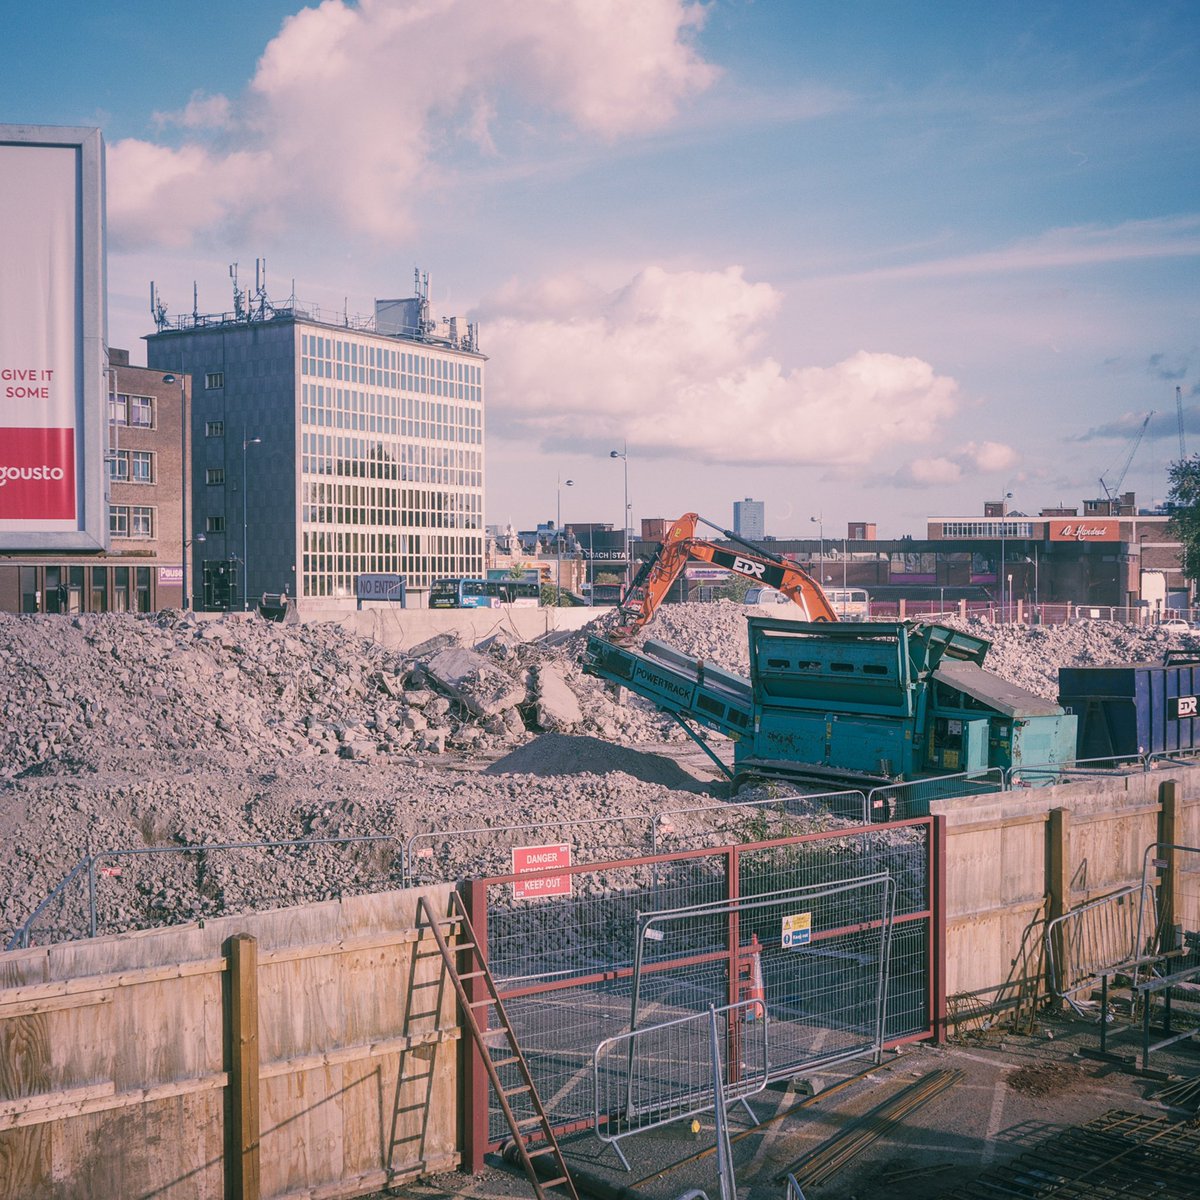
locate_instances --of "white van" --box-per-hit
[744,586,791,606]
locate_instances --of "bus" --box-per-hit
[823,587,871,619]
[745,585,870,619]
[429,578,541,608]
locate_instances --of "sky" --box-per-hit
[4,0,1198,539]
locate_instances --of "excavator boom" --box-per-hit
[612,512,837,641]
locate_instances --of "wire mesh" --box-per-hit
[653,790,869,852]
[867,770,1004,820]
[593,1000,768,1147]
[403,813,656,886]
[633,878,896,1081]
[1044,883,1156,998]
[480,821,932,1144]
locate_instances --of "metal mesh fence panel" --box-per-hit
[404,813,656,886]
[653,790,869,852]
[482,855,729,1142]
[594,1001,768,1153]
[476,819,932,1145]
[867,770,1003,820]
[1045,883,1156,999]
[632,879,895,1082]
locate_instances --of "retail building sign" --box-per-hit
[0,126,106,550]
[1049,521,1119,542]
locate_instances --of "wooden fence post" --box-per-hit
[225,933,261,1200]
[1157,780,1181,952]
[1046,808,1070,997]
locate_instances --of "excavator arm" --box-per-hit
[612,512,838,642]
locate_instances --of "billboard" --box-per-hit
[1049,520,1119,542]
[0,125,107,550]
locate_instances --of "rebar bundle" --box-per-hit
[774,1068,964,1188]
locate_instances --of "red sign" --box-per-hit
[512,843,572,900]
[0,427,76,519]
[1049,520,1119,542]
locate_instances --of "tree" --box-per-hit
[1167,456,1200,584]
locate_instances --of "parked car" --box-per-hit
[1159,616,1191,633]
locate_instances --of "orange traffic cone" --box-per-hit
[743,934,765,1023]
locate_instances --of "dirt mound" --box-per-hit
[485,733,711,792]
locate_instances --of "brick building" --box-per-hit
[0,350,191,612]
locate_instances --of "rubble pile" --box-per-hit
[2,602,1193,943]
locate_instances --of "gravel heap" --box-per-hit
[3,603,1189,945]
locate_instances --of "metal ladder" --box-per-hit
[416,892,579,1200]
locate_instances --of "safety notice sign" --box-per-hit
[781,912,812,948]
[512,843,572,900]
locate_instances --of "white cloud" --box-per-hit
[482,265,961,467]
[152,91,233,131]
[108,0,718,247]
[898,439,1018,487]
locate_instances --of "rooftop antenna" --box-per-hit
[229,262,245,321]
[149,281,169,330]
[192,281,199,321]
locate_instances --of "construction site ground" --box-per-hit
[378,1009,1200,1200]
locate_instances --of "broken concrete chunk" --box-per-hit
[534,663,583,732]
[425,647,526,718]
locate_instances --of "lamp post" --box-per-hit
[161,373,190,609]
[810,513,823,576]
[556,477,574,604]
[609,442,629,597]
[1000,490,1013,622]
[242,427,262,610]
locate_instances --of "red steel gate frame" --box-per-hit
[461,814,945,1171]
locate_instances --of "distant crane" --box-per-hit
[1099,411,1153,511]
[1178,385,1187,461]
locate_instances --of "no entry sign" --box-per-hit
[512,843,572,900]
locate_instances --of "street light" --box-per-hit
[810,514,823,576]
[609,442,629,597]
[161,373,190,609]
[557,477,574,604]
[242,427,262,610]
[1000,491,1013,622]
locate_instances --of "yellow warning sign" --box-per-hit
[781,912,812,949]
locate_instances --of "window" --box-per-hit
[107,452,129,482]
[109,394,129,425]
[130,395,154,427]
[131,451,154,483]
[206,420,224,437]
[109,505,129,536]
[205,372,224,389]
[206,515,226,533]
[131,506,154,538]
[206,467,225,485]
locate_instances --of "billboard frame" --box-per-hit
[0,124,107,552]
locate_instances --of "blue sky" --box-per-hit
[4,0,1198,538]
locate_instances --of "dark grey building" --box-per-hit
[146,279,485,609]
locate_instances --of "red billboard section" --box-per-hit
[1049,520,1119,542]
[0,427,76,519]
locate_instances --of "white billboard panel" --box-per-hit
[0,125,107,550]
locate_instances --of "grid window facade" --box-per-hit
[205,372,224,389]
[107,453,129,482]
[206,515,226,533]
[297,326,484,598]
[109,505,129,536]
[206,421,224,437]
[206,467,225,485]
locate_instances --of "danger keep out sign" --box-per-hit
[512,843,572,900]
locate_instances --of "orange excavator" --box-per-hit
[611,512,838,643]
